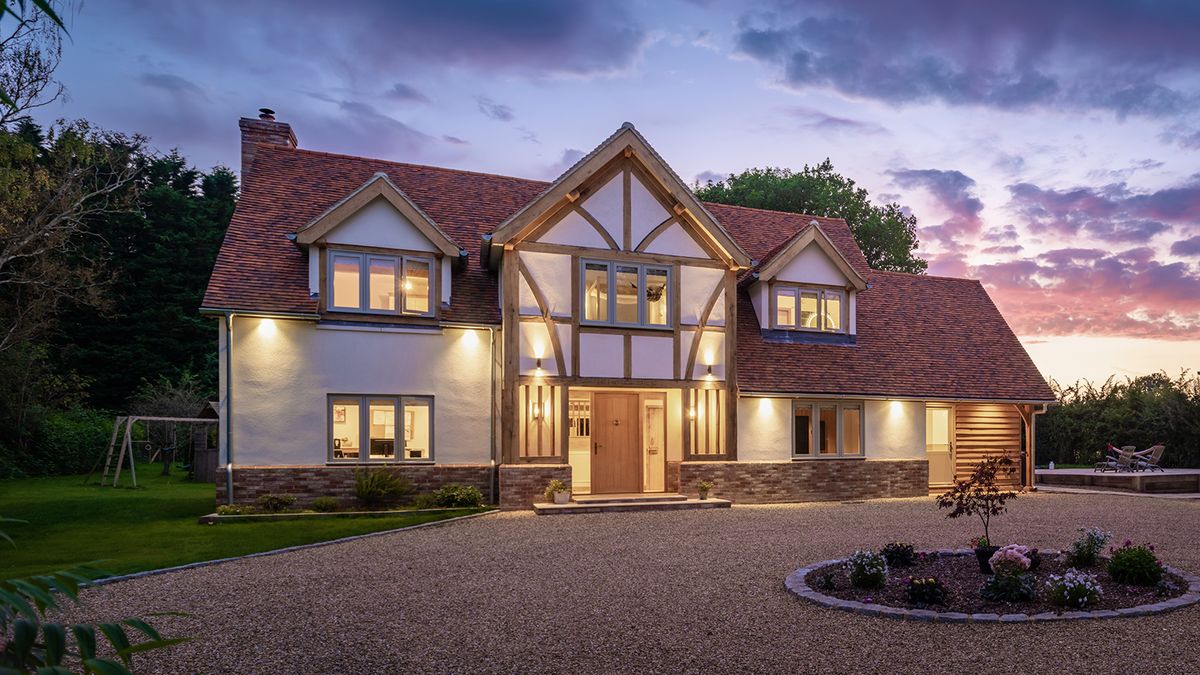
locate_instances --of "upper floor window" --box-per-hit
[328,250,433,316]
[773,285,844,333]
[581,260,670,328]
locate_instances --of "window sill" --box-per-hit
[579,323,674,334]
[791,455,866,461]
[327,460,436,465]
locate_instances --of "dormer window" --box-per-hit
[773,285,844,333]
[328,249,434,316]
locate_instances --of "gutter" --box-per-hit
[201,307,319,320]
[738,391,1057,406]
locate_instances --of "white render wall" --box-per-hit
[864,400,926,459]
[221,317,493,466]
[737,396,927,461]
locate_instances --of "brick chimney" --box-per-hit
[238,108,297,178]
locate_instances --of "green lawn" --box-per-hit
[0,463,487,579]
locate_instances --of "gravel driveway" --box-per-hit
[69,493,1200,673]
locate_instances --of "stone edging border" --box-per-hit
[88,509,499,588]
[784,549,1200,622]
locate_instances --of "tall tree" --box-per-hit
[55,150,237,407]
[0,0,66,124]
[696,162,928,274]
[0,120,142,353]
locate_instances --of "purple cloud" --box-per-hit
[734,0,1200,117]
[786,106,887,134]
[476,96,515,122]
[1172,235,1200,257]
[889,168,984,249]
[977,247,1200,339]
[387,83,430,104]
[1007,177,1200,243]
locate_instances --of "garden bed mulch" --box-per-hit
[804,551,1188,615]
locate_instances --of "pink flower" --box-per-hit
[1149,545,1155,551]
[1124,539,1133,546]
[864,596,873,604]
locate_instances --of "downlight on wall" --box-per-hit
[258,318,277,338]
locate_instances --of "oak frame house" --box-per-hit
[202,112,1055,508]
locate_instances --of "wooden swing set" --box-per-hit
[90,415,218,487]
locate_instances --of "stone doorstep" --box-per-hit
[532,497,732,515]
[571,493,689,505]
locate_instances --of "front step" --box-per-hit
[533,497,732,515]
[572,493,688,505]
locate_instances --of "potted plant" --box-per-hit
[543,479,571,505]
[935,455,1019,573]
[697,480,714,500]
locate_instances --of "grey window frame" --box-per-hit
[328,394,435,463]
[326,249,435,317]
[771,285,847,333]
[579,258,672,329]
[791,400,864,459]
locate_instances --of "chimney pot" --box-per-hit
[258,107,276,121]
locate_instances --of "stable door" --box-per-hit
[591,393,641,494]
[926,405,955,487]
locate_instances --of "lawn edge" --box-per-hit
[87,508,499,588]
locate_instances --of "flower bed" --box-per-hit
[789,549,1200,622]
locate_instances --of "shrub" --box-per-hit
[543,479,569,501]
[1107,541,1163,586]
[310,496,339,513]
[432,484,484,508]
[255,493,296,513]
[697,480,714,493]
[980,572,1037,603]
[215,504,248,516]
[905,576,948,609]
[812,571,836,591]
[880,542,916,567]
[34,409,113,476]
[844,550,887,589]
[353,468,414,507]
[989,544,1032,577]
[935,455,1019,546]
[1046,568,1102,609]
[410,493,439,510]
[1066,526,1112,567]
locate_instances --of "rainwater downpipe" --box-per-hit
[224,312,235,504]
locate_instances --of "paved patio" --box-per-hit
[70,493,1200,673]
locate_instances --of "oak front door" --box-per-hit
[591,393,641,494]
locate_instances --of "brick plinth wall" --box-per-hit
[499,464,571,509]
[665,461,681,493]
[679,459,928,503]
[216,464,494,506]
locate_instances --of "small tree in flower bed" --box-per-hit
[1108,541,1164,586]
[1046,569,1103,609]
[905,576,948,609]
[845,550,888,589]
[935,455,1018,547]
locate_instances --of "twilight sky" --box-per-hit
[37,0,1200,385]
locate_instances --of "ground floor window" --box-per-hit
[793,401,862,458]
[330,395,433,462]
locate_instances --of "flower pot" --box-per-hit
[975,545,1000,574]
[553,491,571,505]
[698,491,709,500]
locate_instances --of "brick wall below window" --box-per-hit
[679,459,928,503]
[499,464,571,509]
[216,464,494,506]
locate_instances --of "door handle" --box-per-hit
[593,442,601,454]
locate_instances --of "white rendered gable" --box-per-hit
[322,196,440,253]
[775,241,850,287]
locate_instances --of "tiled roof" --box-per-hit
[736,273,1054,401]
[204,143,1052,400]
